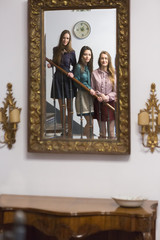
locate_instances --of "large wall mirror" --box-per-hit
[28,0,130,154]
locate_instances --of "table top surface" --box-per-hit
[0,194,158,217]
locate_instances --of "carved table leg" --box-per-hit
[0,229,3,240]
[143,232,152,240]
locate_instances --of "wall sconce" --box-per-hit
[138,83,160,153]
[0,83,21,149]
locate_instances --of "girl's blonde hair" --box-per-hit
[98,51,115,88]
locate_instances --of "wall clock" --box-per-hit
[73,21,91,39]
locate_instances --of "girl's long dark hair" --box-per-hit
[78,46,93,74]
[53,30,74,65]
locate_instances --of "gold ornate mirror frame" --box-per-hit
[28,0,130,154]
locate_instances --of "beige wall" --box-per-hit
[0,0,160,238]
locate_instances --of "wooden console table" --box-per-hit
[0,195,158,240]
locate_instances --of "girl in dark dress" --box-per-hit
[47,30,77,137]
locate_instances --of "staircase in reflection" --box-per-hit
[45,101,86,138]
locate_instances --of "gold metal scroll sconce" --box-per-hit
[0,83,21,149]
[138,83,160,153]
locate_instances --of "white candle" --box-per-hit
[138,111,149,126]
[0,111,3,123]
[158,113,160,126]
[9,108,20,123]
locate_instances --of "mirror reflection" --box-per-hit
[44,9,117,140]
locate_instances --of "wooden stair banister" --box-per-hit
[46,57,115,111]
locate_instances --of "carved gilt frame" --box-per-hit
[28,0,130,154]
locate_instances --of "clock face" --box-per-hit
[73,21,91,39]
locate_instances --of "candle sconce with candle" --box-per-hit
[0,83,21,149]
[138,83,160,153]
